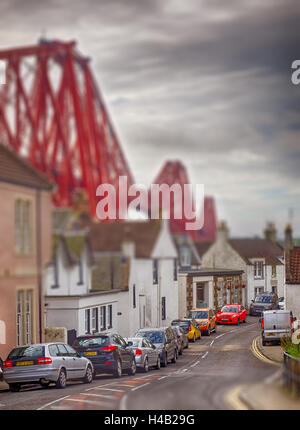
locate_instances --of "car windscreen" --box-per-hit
[189,311,208,319]
[255,296,272,303]
[8,345,45,359]
[221,306,238,313]
[73,336,109,348]
[136,331,164,344]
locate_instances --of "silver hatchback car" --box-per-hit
[3,343,94,392]
[125,337,160,372]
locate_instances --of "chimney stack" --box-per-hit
[264,222,277,243]
[217,220,229,243]
[284,224,293,282]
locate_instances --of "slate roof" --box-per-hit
[0,143,53,190]
[88,220,161,259]
[229,238,283,265]
[194,241,213,258]
[287,247,300,284]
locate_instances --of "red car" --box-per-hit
[216,304,247,325]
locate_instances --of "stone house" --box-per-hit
[284,224,300,319]
[200,221,285,307]
[0,144,53,359]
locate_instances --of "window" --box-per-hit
[162,297,166,321]
[91,308,98,333]
[48,344,59,357]
[133,284,136,308]
[17,291,23,346]
[272,265,277,277]
[78,259,84,285]
[57,344,68,356]
[16,289,33,346]
[64,344,77,357]
[153,259,158,284]
[25,290,33,344]
[180,246,191,267]
[85,309,90,334]
[254,287,264,296]
[107,305,113,329]
[272,286,277,295]
[15,199,33,255]
[173,259,178,281]
[254,261,264,279]
[52,251,59,288]
[100,306,106,331]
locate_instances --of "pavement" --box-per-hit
[0,377,8,392]
[230,335,300,410]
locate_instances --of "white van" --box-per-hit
[261,310,294,346]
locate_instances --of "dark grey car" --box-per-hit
[249,293,279,316]
[171,326,188,355]
[135,327,178,367]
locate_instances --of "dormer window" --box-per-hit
[180,246,191,267]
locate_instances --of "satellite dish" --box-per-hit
[292,328,300,345]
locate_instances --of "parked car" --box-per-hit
[216,304,247,325]
[278,297,285,310]
[73,333,136,378]
[171,325,189,355]
[260,310,295,346]
[3,343,94,392]
[249,292,279,316]
[125,337,160,372]
[135,327,177,367]
[171,319,201,342]
[0,356,3,381]
[188,308,217,336]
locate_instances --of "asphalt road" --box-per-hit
[0,316,277,410]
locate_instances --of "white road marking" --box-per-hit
[37,395,70,410]
[190,360,200,368]
[85,382,119,392]
[202,351,209,359]
[64,397,112,407]
[94,387,124,392]
[80,392,116,400]
[131,382,150,392]
[210,340,215,346]
[158,376,168,380]
[0,403,5,407]
[120,394,128,410]
[181,368,188,372]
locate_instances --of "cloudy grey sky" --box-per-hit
[1,0,300,238]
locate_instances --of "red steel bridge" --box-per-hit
[0,39,216,242]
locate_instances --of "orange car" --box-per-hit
[188,308,217,336]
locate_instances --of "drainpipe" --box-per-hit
[36,189,43,343]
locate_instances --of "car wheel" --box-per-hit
[185,341,189,349]
[214,325,217,333]
[262,338,266,346]
[83,365,93,384]
[243,317,246,323]
[113,359,122,378]
[9,383,20,392]
[179,346,183,356]
[171,351,177,363]
[207,328,211,336]
[236,319,240,326]
[161,353,168,367]
[128,359,136,376]
[156,356,161,370]
[143,358,149,373]
[55,369,67,389]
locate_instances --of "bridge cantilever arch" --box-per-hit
[0,39,217,241]
[0,39,134,215]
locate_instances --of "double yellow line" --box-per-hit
[251,336,281,367]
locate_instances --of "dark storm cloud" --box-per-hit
[0,0,300,235]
